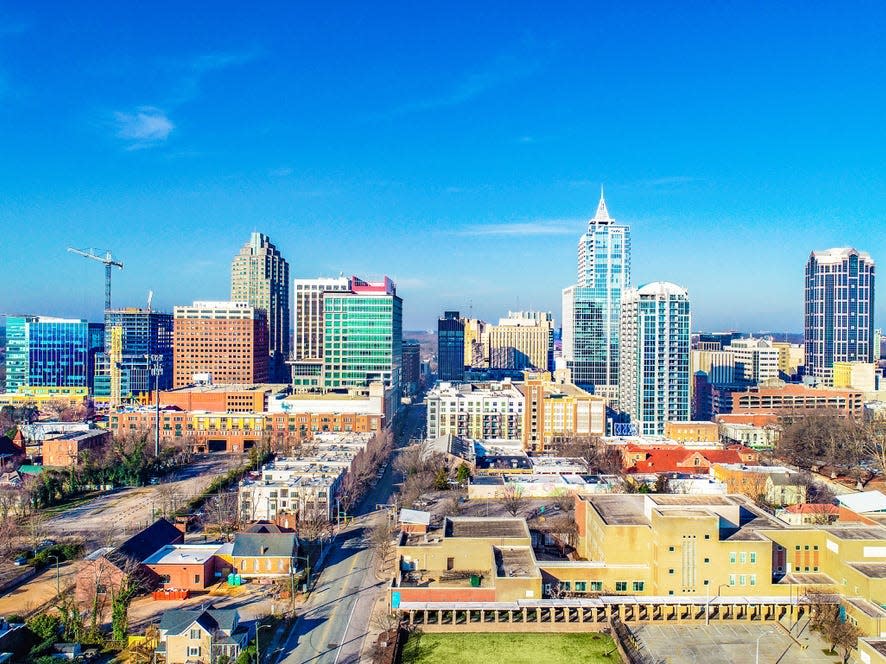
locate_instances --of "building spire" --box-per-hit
[592,185,612,223]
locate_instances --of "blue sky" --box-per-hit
[2,2,886,331]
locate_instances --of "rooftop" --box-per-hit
[847,562,886,579]
[587,495,648,526]
[444,517,529,539]
[494,547,537,578]
[822,526,886,540]
[143,544,221,566]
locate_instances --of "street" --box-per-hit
[274,403,424,664]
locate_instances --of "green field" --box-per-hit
[400,632,622,664]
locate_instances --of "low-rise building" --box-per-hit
[663,421,719,445]
[142,545,224,591]
[156,607,248,664]
[719,422,779,450]
[621,444,757,474]
[42,429,110,467]
[221,532,298,579]
[711,464,807,506]
[159,383,288,412]
[729,382,864,417]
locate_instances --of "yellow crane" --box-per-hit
[66,247,124,310]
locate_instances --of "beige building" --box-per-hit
[483,312,552,371]
[156,607,248,664]
[724,337,780,384]
[462,318,486,368]
[425,380,524,441]
[833,361,878,392]
[772,341,805,377]
[518,372,606,452]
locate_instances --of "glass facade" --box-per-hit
[569,193,631,397]
[805,248,875,385]
[4,316,35,392]
[26,318,91,388]
[437,311,465,381]
[619,283,691,436]
[93,309,174,398]
[322,292,402,390]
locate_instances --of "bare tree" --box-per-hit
[298,512,332,542]
[205,491,240,541]
[498,484,528,517]
[369,519,396,572]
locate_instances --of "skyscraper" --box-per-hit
[437,311,465,381]
[231,233,290,382]
[805,248,875,385]
[5,316,93,391]
[292,276,351,387]
[321,277,402,393]
[618,282,691,436]
[562,189,631,404]
[93,308,174,401]
[173,301,269,387]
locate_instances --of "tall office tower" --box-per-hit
[483,311,554,370]
[173,301,269,388]
[231,233,290,382]
[619,282,691,436]
[563,190,631,403]
[4,316,92,390]
[401,341,422,396]
[93,308,174,401]
[437,311,465,381]
[291,276,351,388]
[805,248,875,385]
[462,318,486,368]
[322,277,402,393]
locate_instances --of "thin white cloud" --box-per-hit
[114,106,174,149]
[454,220,579,237]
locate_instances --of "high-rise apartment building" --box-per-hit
[562,190,631,403]
[231,233,290,381]
[724,337,780,384]
[401,341,422,396]
[437,311,465,381]
[805,247,875,385]
[619,282,691,436]
[93,308,174,401]
[321,277,402,393]
[292,276,350,388]
[172,301,269,388]
[4,316,96,391]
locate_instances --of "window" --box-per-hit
[188,646,201,657]
[668,569,675,575]
[615,581,627,592]
[633,581,644,592]
[704,558,710,564]
[729,552,736,564]
[668,546,675,552]
[562,581,571,591]
[190,629,201,640]
[704,534,710,540]
[750,575,756,586]
[739,552,747,564]
[96,584,107,594]
[591,581,603,592]
[750,552,756,564]
[703,579,710,586]
[194,574,200,584]
[574,581,587,592]
[728,575,736,586]
[739,575,746,586]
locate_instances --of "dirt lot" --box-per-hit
[46,455,239,547]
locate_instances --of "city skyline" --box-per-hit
[3,4,886,331]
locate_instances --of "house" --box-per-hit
[622,444,758,474]
[219,532,298,579]
[775,503,873,526]
[156,607,248,664]
[711,464,807,507]
[75,519,183,606]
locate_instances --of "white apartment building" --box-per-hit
[724,337,780,384]
[425,380,524,440]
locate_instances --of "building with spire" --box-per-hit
[805,247,875,385]
[561,189,631,405]
[231,233,290,382]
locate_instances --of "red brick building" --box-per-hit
[42,429,110,467]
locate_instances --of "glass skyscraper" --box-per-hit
[322,277,403,392]
[4,316,92,390]
[562,190,631,403]
[618,282,691,436]
[805,247,875,385]
[437,311,465,381]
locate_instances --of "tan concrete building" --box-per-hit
[730,382,864,416]
[517,372,606,453]
[483,312,552,371]
[833,361,878,392]
[663,421,719,444]
[172,301,269,388]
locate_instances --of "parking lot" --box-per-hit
[630,623,841,663]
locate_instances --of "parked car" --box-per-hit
[149,477,161,485]
[36,539,56,551]
[14,553,31,566]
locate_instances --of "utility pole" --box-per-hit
[147,354,163,457]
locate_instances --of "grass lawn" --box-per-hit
[401,632,622,664]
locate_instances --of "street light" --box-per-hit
[47,555,60,596]
[755,629,774,664]
[255,623,272,664]
[146,354,163,457]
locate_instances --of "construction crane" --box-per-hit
[67,247,124,310]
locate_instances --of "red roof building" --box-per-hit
[622,444,758,474]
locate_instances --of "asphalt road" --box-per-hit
[275,404,425,664]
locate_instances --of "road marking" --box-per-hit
[333,587,360,664]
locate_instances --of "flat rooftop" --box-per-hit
[824,526,886,540]
[445,518,528,539]
[588,495,648,526]
[143,544,221,566]
[166,384,287,393]
[495,547,537,578]
[848,562,886,578]
[861,639,886,656]
[649,494,736,506]
[846,597,886,618]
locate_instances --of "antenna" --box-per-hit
[147,290,154,312]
